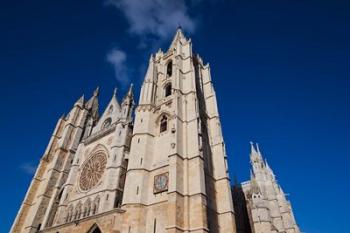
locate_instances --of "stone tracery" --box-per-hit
[79,152,107,191]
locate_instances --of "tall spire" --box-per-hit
[86,87,99,120]
[250,141,263,163]
[110,86,121,110]
[256,143,261,155]
[250,141,257,155]
[169,27,188,50]
[127,83,134,97]
[74,95,84,108]
[265,159,276,180]
[93,86,99,97]
[123,83,134,105]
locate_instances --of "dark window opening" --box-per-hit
[167,61,172,77]
[165,83,172,97]
[36,224,41,233]
[160,115,168,133]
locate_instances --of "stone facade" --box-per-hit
[233,143,300,233]
[10,29,300,233]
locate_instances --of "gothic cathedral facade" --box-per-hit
[10,29,300,233]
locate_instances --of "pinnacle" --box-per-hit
[93,86,100,96]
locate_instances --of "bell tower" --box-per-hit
[121,28,237,233]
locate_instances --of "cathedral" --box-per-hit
[10,29,300,233]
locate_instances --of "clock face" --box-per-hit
[79,152,107,191]
[154,173,169,193]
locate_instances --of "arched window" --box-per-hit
[66,205,74,223]
[108,105,113,114]
[167,61,172,77]
[92,196,100,215]
[164,83,172,97]
[102,118,112,129]
[83,198,91,217]
[160,115,168,133]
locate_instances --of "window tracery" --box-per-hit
[79,152,107,191]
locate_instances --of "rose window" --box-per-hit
[79,152,107,191]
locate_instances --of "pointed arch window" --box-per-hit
[167,60,172,77]
[102,118,112,129]
[83,198,91,218]
[164,83,172,97]
[160,115,168,133]
[92,196,100,215]
[87,224,102,233]
[66,205,74,223]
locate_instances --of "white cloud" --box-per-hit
[105,0,196,41]
[106,48,129,85]
[20,162,36,175]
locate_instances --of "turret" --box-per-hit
[139,55,157,105]
[241,142,301,233]
[121,83,134,121]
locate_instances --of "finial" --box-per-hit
[256,143,261,154]
[127,83,134,96]
[93,86,100,96]
[250,141,257,153]
[113,87,117,96]
[74,95,85,107]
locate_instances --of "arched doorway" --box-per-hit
[87,224,102,233]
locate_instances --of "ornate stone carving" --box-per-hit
[79,152,107,191]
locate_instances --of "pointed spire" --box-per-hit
[122,83,134,105]
[144,55,156,82]
[256,143,261,154]
[74,95,84,107]
[109,86,121,110]
[127,83,134,97]
[86,87,99,120]
[250,141,263,163]
[149,54,154,62]
[265,159,276,180]
[250,141,257,155]
[93,86,99,96]
[169,27,188,50]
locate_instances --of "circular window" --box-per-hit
[79,152,107,191]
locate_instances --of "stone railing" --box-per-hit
[82,125,116,145]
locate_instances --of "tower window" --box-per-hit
[164,83,172,97]
[160,115,168,133]
[167,60,172,77]
[102,118,112,129]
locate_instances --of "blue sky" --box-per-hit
[1,1,349,232]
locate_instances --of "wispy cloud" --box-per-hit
[20,162,36,175]
[105,0,196,41]
[106,48,129,85]
[104,0,198,85]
